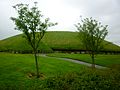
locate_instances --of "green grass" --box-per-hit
[0,53,86,89]
[0,31,120,52]
[47,53,120,67]
[42,31,83,50]
[0,53,120,90]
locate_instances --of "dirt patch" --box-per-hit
[27,72,45,79]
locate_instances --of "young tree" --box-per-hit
[11,2,57,78]
[75,17,108,68]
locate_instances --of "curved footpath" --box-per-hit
[39,54,107,69]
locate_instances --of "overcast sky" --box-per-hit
[0,0,120,46]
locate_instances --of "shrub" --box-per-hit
[42,67,120,90]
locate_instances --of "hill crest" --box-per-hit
[0,31,120,53]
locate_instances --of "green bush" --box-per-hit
[0,67,120,90]
[42,66,120,90]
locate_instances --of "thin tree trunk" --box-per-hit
[91,53,95,68]
[34,51,39,78]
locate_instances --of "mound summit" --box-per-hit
[0,31,120,53]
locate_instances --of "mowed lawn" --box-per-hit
[0,53,86,89]
[47,53,120,67]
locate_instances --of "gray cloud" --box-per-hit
[64,0,120,46]
[0,0,120,46]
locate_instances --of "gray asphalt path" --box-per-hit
[39,54,107,69]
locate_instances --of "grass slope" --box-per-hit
[0,31,120,52]
[0,34,53,53]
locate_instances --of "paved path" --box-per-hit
[39,54,107,69]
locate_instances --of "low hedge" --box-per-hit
[43,66,120,90]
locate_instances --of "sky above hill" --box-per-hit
[0,0,120,46]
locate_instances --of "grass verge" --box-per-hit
[47,53,120,67]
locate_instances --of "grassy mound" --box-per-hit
[0,31,120,52]
[42,31,120,51]
[0,34,53,53]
